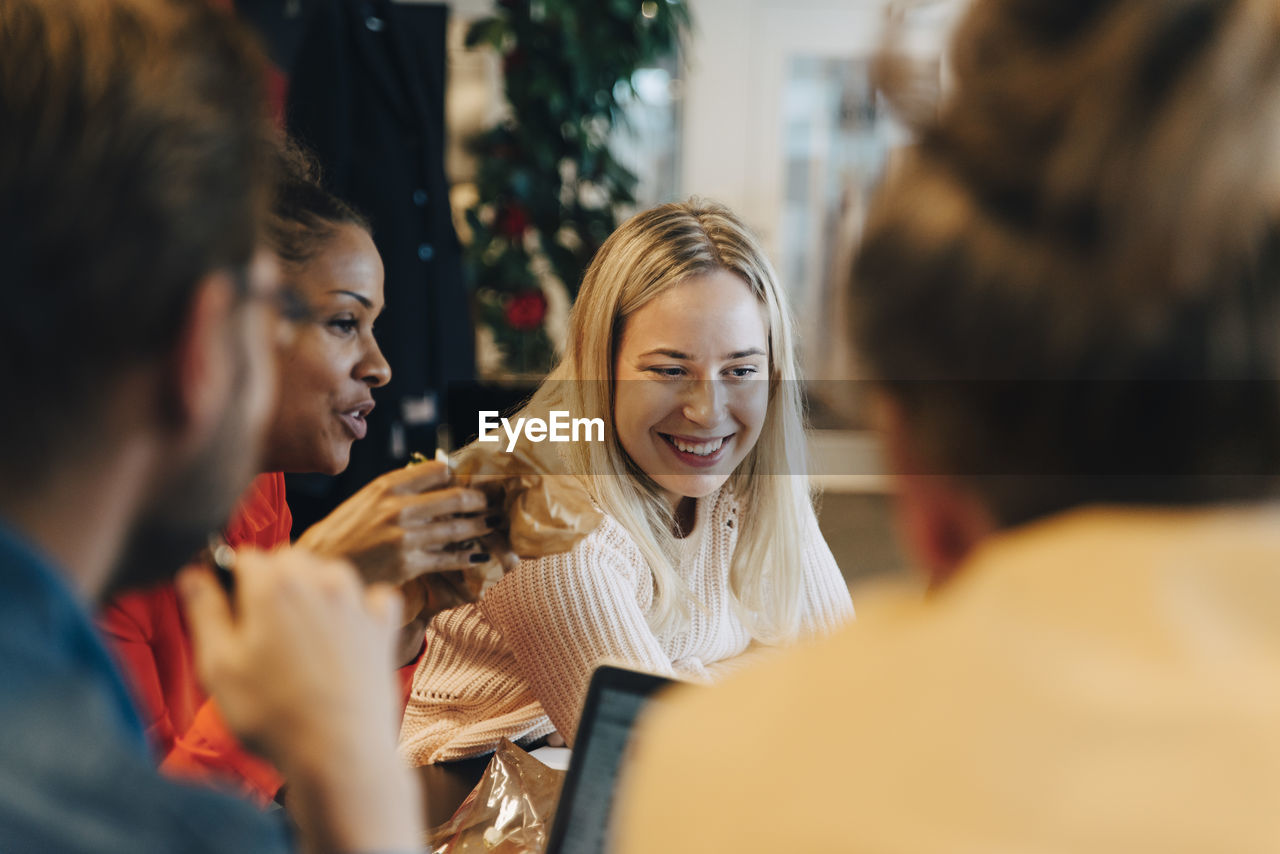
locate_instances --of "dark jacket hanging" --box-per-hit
[285,0,475,528]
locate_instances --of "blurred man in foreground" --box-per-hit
[0,1,420,851]
[617,0,1280,849]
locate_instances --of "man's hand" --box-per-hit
[177,549,422,854]
[296,460,499,585]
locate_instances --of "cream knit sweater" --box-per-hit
[398,488,854,765]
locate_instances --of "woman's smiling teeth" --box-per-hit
[662,434,727,456]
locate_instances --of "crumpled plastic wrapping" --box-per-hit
[400,442,603,623]
[428,739,565,854]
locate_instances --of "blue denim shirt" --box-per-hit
[0,517,291,853]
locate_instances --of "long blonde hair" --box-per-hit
[507,200,814,642]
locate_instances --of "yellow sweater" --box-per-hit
[616,505,1280,853]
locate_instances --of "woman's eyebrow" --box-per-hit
[639,348,691,359]
[638,347,767,360]
[327,289,372,309]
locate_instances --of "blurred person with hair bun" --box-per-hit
[618,1,1280,850]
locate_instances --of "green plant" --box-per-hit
[464,0,690,375]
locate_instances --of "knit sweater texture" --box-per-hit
[399,487,853,764]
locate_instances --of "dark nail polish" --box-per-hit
[469,552,491,563]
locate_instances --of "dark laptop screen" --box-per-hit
[546,667,672,854]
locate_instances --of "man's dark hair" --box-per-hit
[0,0,274,482]
[853,0,1280,527]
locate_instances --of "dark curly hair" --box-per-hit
[265,140,370,271]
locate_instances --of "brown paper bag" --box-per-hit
[399,443,603,624]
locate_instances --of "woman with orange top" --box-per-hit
[98,142,495,806]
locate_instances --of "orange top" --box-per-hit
[98,473,293,805]
[100,473,427,806]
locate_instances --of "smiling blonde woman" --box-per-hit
[399,200,853,764]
